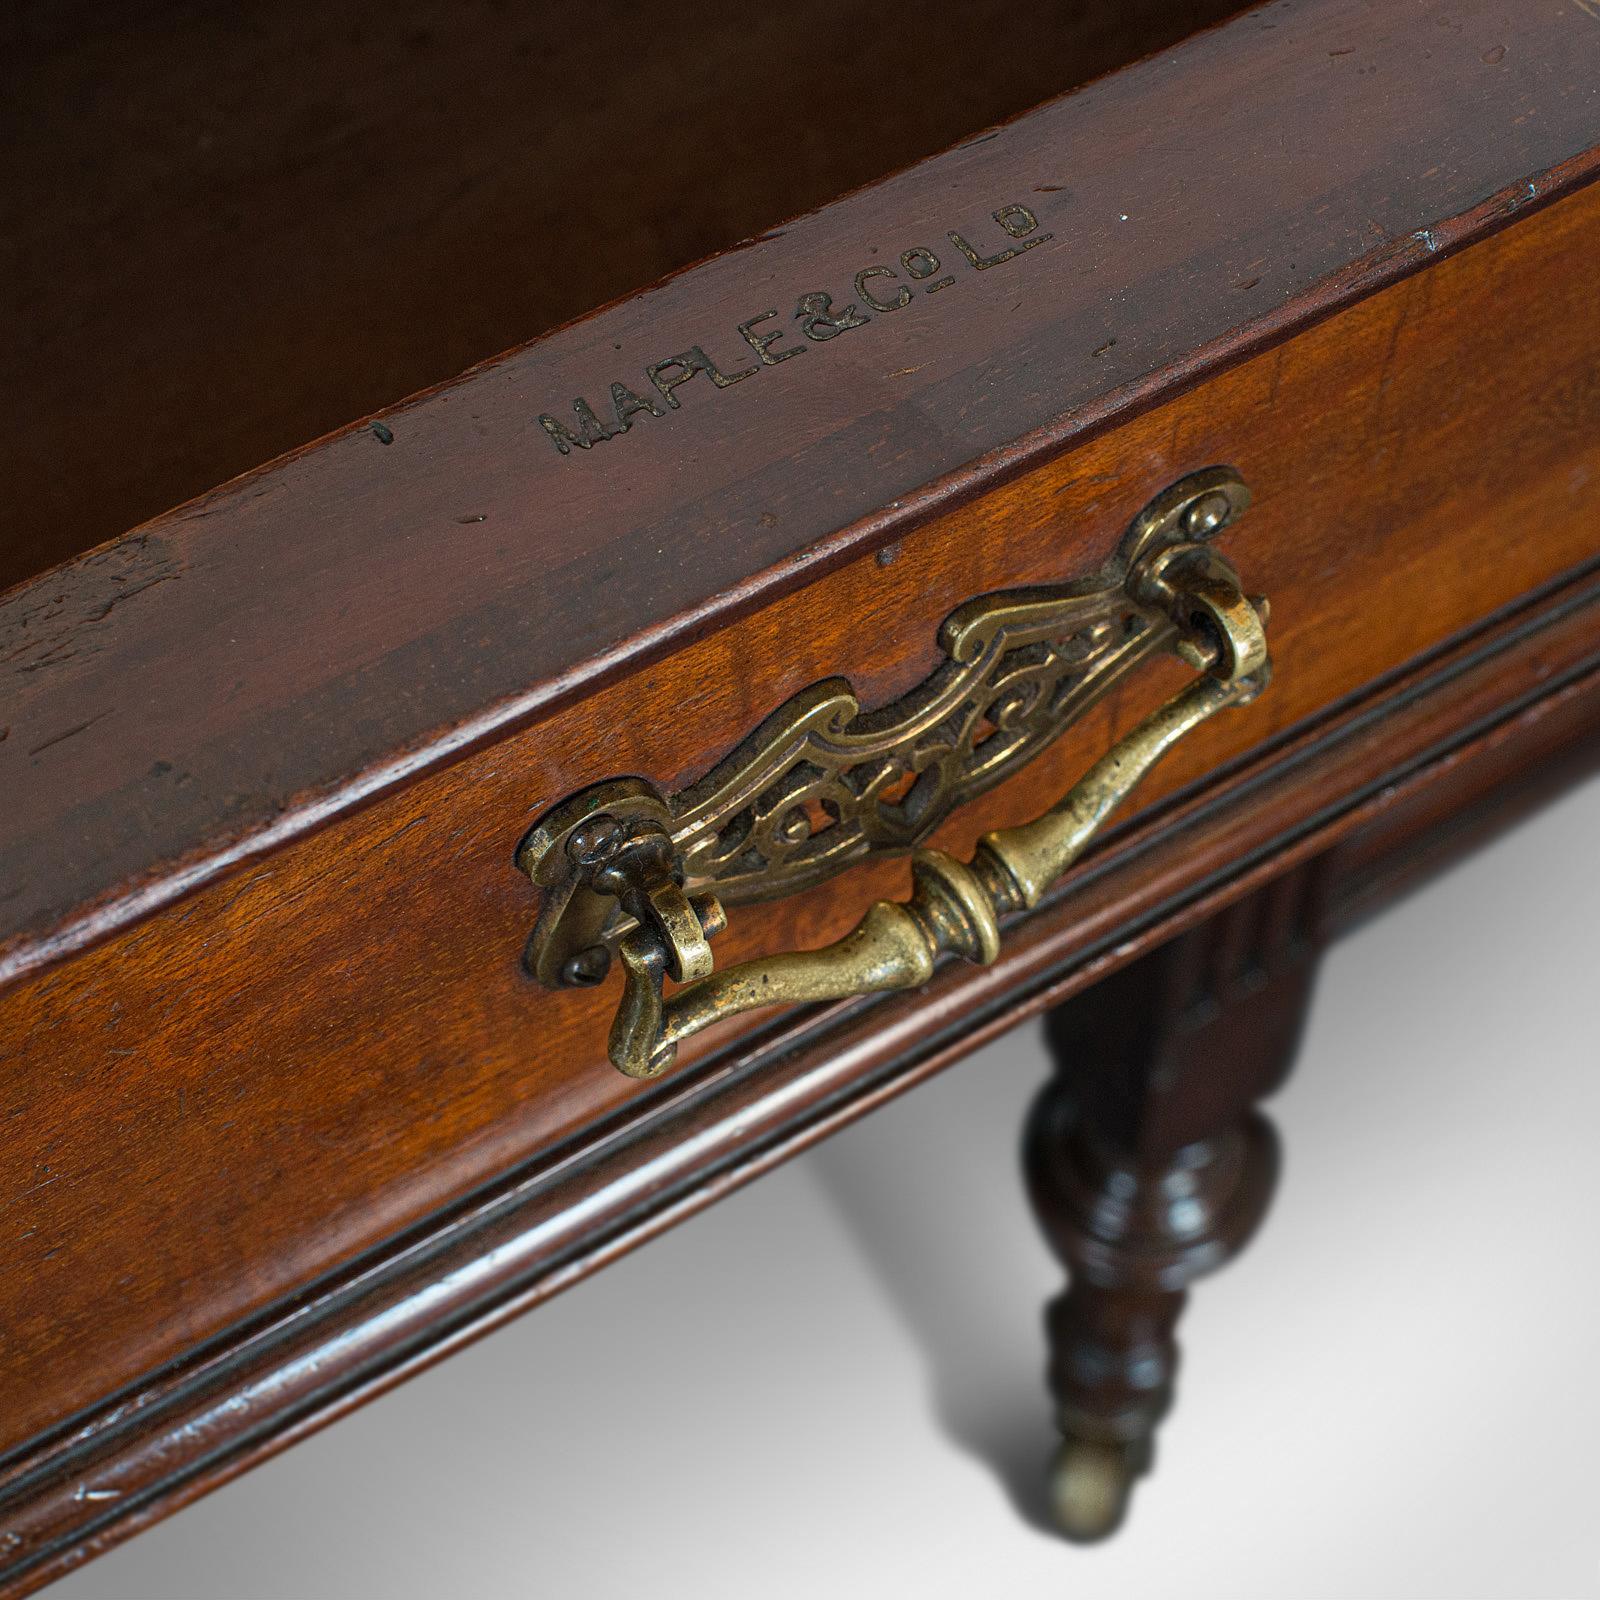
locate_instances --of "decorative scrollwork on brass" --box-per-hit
[671,599,1159,905]
[519,466,1258,1000]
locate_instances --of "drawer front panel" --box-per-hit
[4,180,1600,1455]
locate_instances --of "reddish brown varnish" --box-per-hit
[4,0,1596,978]
[5,563,1596,1595]
[2,167,1597,1482]
[2,0,1599,1589]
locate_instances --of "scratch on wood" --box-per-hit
[372,815,429,853]
[1267,346,1286,407]
[215,870,279,920]
[0,535,184,681]
[1370,275,1421,445]
[27,709,114,757]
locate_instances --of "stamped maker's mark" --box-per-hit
[538,202,1053,457]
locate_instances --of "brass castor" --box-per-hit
[1049,1436,1141,1541]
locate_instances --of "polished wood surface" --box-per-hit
[1032,863,1327,1535]
[2,176,1599,1499]
[4,2,1599,1589]
[4,0,1597,981]
[5,570,1596,1596]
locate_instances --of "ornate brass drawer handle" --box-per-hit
[519,468,1271,1079]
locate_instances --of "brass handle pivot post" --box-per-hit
[519,469,1271,1080]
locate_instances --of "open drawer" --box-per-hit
[3,1,1599,1588]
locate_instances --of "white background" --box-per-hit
[57,774,1600,1600]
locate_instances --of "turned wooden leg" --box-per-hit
[1028,860,1330,1538]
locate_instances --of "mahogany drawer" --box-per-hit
[3,0,1599,1588]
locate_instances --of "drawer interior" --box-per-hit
[2,0,1246,594]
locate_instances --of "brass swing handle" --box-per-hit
[517,469,1271,1080]
[609,600,1265,1078]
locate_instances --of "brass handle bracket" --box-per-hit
[518,469,1271,1079]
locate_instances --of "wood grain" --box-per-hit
[4,0,1597,980]
[4,4,1599,1584]
[3,553,1596,1598]
[2,178,1598,1490]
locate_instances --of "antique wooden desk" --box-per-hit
[3,0,1599,1587]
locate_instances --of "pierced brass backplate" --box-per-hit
[519,468,1270,1075]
